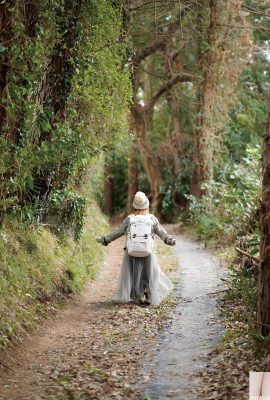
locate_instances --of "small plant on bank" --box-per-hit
[47,190,88,241]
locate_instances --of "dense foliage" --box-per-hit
[0,0,131,235]
[0,0,130,347]
[186,146,261,245]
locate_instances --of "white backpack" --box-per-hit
[127,215,154,257]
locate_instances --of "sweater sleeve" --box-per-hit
[152,215,169,242]
[103,217,129,245]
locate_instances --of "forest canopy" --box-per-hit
[0,0,269,228]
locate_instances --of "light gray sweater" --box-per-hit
[102,214,170,246]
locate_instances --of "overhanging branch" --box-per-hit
[147,72,196,111]
[134,9,187,64]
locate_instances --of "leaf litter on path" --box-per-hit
[0,235,176,400]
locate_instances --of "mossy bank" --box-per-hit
[0,197,108,349]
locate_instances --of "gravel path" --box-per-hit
[142,232,227,399]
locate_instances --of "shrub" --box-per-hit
[185,145,261,243]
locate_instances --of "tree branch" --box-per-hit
[130,0,181,12]
[235,247,260,264]
[134,9,187,63]
[133,60,167,79]
[242,4,270,18]
[147,72,195,110]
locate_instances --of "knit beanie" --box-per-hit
[133,191,149,210]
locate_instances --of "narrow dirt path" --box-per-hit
[0,227,226,400]
[0,233,126,400]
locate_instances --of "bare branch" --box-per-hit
[133,60,167,79]
[134,8,188,63]
[130,0,181,12]
[242,4,270,18]
[235,247,260,264]
[147,72,196,110]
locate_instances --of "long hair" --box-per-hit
[132,208,150,215]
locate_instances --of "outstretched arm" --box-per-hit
[153,217,176,245]
[97,217,129,246]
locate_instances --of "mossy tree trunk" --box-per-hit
[104,153,114,216]
[0,0,15,140]
[190,0,251,199]
[127,140,138,213]
[190,0,218,199]
[257,99,270,336]
[32,0,82,205]
[37,0,82,138]
[131,105,163,215]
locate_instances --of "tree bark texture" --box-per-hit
[23,0,40,38]
[128,59,193,215]
[164,48,185,175]
[6,1,41,144]
[0,0,15,139]
[127,140,138,213]
[190,0,251,198]
[190,0,217,198]
[104,153,114,216]
[131,105,163,215]
[257,98,270,336]
[37,0,82,141]
[33,0,82,203]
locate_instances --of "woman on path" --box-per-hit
[96,191,176,306]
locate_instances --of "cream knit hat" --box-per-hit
[133,191,149,210]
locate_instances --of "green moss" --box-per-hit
[0,197,109,349]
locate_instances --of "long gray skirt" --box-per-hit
[113,249,173,306]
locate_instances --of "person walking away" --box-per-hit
[96,191,176,306]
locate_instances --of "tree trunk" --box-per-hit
[32,0,82,204]
[0,1,15,225]
[190,0,217,198]
[190,0,251,198]
[132,105,162,216]
[127,141,138,213]
[0,0,14,138]
[23,0,40,39]
[5,1,41,144]
[37,0,82,140]
[257,98,270,336]
[104,153,114,216]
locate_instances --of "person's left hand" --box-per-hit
[165,235,176,246]
[169,235,176,246]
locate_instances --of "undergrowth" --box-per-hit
[180,146,262,344]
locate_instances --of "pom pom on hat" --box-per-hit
[133,191,149,210]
